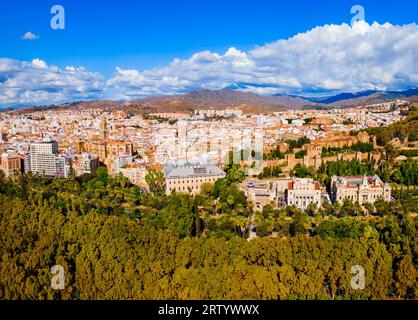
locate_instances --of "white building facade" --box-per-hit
[286,178,322,210]
[331,175,391,205]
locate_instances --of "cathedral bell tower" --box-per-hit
[99,117,108,140]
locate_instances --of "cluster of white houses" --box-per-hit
[164,164,392,211]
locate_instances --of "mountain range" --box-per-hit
[124,88,418,113]
[8,88,418,114]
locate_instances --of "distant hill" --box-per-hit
[295,89,418,109]
[127,88,418,113]
[60,100,124,110]
[304,90,379,104]
[7,88,418,115]
[126,89,292,114]
[8,100,125,115]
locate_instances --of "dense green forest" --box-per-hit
[0,165,417,300]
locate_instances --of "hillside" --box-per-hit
[126,89,291,113]
[128,88,418,112]
[10,88,418,115]
[366,106,418,146]
[304,89,418,108]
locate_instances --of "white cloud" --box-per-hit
[31,58,48,69]
[21,31,40,40]
[0,58,104,106]
[108,21,418,98]
[2,21,418,106]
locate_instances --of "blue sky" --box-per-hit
[0,0,418,106]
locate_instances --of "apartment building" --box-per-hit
[286,178,322,210]
[55,154,71,178]
[331,175,391,205]
[114,154,134,174]
[72,153,99,176]
[0,152,22,178]
[30,140,58,154]
[23,153,31,173]
[165,165,226,195]
[30,140,59,177]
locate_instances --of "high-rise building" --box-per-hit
[30,140,58,155]
[55,155,71,178]
[23,153,31,173]
[29,140,59,177]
